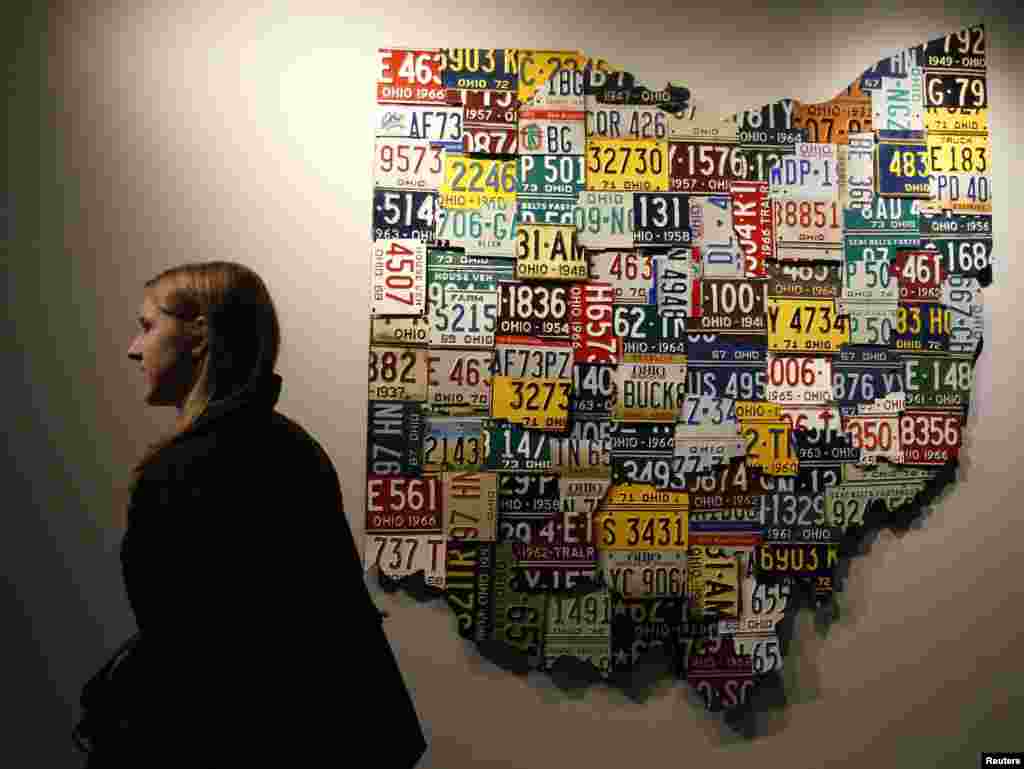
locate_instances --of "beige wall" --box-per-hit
[7,0,1023,765]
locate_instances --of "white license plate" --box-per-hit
[574,191,634,248]
[765,355,832,404]
[770,142,839,201]
[365,533,447,588]
[375,104,464,141]
[427,349,493,410]
[374,138,445,190]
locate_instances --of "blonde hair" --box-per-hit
[130,261,281,484]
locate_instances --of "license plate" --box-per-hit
[892,302,950,352]
[688,545,741,618]
[839,300,898,345]
[833,351,902,405]
[919,25,986,68]
[434,202,518,257]
[518,154,585,197]
[596,510,687,550]
[904,354,972,407]
[612,361,687,422]
[689,196,743,277]
[891,250,944,302]
[841,133,876,212]
[366,532,446,587]
[427,349,493,412]
[497,281,571,339]
[370,239,426,315]
[898,410,962,464]
[793,94,872,144]
[485,422,610,474]
[368,346,429,401]
[374,138,445,190]
[876,130,930,197]
[926,172,992,213]
[569,282,620,363]
[587,249,653,304]
[517,50,586,106]
[366,475,443,528]
[586,138,669,191]
[428,251,512,347]
[376,48,447,104]
[843,414,901,464]
[920,213,993,276]
[371,316,431,346]
[423,417,486,471]
[654,248,701,317]
[844,196,920,232]
[924,105,989,134]
[731,181,773,276]
[492,339,573,378]
[669,140,746,193]
[764,355,832,404]
[738,145,788,183]
[924,71,987,109]
[372,189,436,242]
[772,198,843,261]
[734,633,784,675]
[739,417,798,476]
[676,396,740,438]
[440,48,517,91]
[462,125,518,154]
[871,67,925,130]
[498,472,560,516]
[375,104,463,141]
[573,191,634,247]
[367,401,425,476]
[735,99,803,145]
[440,153,516,208]
[571,363,615,413]
[767,298,849,353]
[456,88,518,123]
[766,262,841,299]
[843,235,910,301]
[632,193,692,245]
[446,471,498,541]
[515,222,585,280]
[755,543,837,576]
[769,142,839,200]
[543,592,611,675]
[613,304,658,355]
[944,276,983,354]
[587,105,668,139]
[517,115,585,154]
[490,376,572,431]
[699,278,768,333]
[602,550,685,598]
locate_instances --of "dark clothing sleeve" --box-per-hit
[85,418,426,768]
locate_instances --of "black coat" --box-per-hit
[76,372,427,768]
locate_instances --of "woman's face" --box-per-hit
[127,286,205,408]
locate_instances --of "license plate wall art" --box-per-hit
[366,30,991,724]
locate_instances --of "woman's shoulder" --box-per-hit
[138,409,338,496]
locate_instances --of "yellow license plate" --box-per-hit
[515,223,586,280]
[689,545,741,617]
[441,154,517,209]
[596,510,687,550]
[739,420,798,476]
[924,106,989,134]
[925,131,989,174]
[586,138,669,192]
[767,297,849,353]
[517,50,587,104]
[490,376,571,431]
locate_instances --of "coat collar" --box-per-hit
[182,371,283,438]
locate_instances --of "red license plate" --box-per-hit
[570,282,621,363]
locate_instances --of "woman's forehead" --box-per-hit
[140,287,167,317]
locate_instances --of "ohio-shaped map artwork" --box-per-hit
[366,26,991,723]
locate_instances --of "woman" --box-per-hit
[74,262,427,767]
